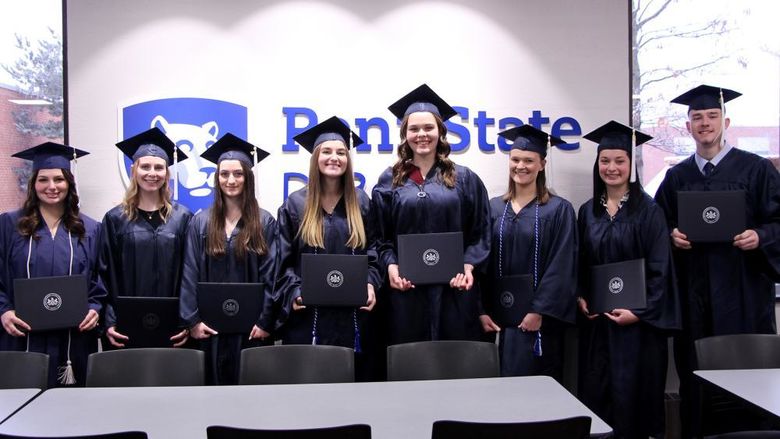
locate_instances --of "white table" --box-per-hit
[695,368,780,418]
[0,389,40,424]
[0,377,611,438]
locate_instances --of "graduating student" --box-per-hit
[372,84,491,344]
[100,127,192,348]
[654,85,780,435]
[0,143,105,386]
[178,133,278,385]
[275,116,381,356]
[577,121,681,439]
[478,125,578,381]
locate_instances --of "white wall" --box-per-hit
[65,0,629,218]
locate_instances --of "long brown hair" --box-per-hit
[298,144,366,249]
[17,168,85,239]
[501,152,551,205]
[391,112,456,188]
[121,158,173,222]
[206,160,267,260]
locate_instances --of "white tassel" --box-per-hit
[173,148,179,201]
[545,134,553,190]
[719,88,726,148]
[57,330,76,385]
[630,129,637,183]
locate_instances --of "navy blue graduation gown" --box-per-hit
[178,208,278,385]
[99,203,193,335]
[577,193,681,438]
[0,209,106,387]
[484,195,578,379]
[275,187,382,349]
[654,148,780,436]
[371,163,491,344]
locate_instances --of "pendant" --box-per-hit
[417,191,427,198]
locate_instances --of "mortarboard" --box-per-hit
[670,85,741,112]
[583,120,652,183]
[116,127,188,165]
[200,133,269,167]
[497,124,565,159]
[293,116,365,154]
[12,142,89,171]
[388,84,457,121]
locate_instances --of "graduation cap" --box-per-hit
[116,127,187,165]
[670,84,741,112]
[388,83,458,121]
[293,116,365,154]
[497,124,565,159]
[583,120,652,183]
[12,142,89,171]
[200,133,269,167]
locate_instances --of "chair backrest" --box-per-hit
[0,432,148,439]
[86,348,204,387]
[239,345,354,385]
[206,424,371,439]
[386,340,499,381]
[431,417,592,439]
[0,351,49,390]
[695,334,780,370]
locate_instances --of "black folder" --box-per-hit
[491,274,534,328]
[14,274,88,331]
[677,190,746,242]
[589,258,646,314]
[115,296,180,348]
[397,232,464,285]
[301,254,368,307]
[196,282,262,334]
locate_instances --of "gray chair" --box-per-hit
[207,424,371,439]
[431,417,591,439]
[695,334,780,370]
[86,348,204,387]
[239,345,354,385]
[0,351,48,389]
[386,340,499,381]
[695,334,780,436]
[0,433,147,439]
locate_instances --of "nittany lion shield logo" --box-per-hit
[422,248,440,266]
[608,277,624,295]
[43,293,62,311]
[327,270,344,288]
[222,299,240,316]
[119,98,248,213]
[702,206,720,224]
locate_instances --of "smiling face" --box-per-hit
[34,168,69,207]
[509,149,545,188]
[598,149,630,190]
[405,111,440,159]
[217,159,245,200]
[316,140,348,179]
[133,156,168,194]
[687,108,731,152]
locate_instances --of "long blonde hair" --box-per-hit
[298,144,366,249]
[121,159,173,221]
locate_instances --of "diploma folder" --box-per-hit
[14,274,88,331]
[492,274,534,328]
[677,190,746,243]
[301,254,368,307]
[196,282,262,334]
[115,296,180,348]
[397,232,464,285]
[589,258,646,314]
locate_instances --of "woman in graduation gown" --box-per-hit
[577,121,681,439]
[275,116,381,357]
[372,84,491,344]
[478,125,578,381]
[178,134,278,385]
[0,143,105,386]
[100,128,192,348]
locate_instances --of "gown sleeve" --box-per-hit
[371,168,398,268]
[459,167,492,270]
[179,214,206,328]
[255,211,279,332]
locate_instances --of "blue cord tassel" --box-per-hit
[353,309,361,353]
[533,331,543,357]
[311,307,318,345]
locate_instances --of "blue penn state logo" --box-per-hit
[119,98,248,213]
[43,292,62,311]
[326,270,344,288]
[702,206,720,224]
[608,277,624,295]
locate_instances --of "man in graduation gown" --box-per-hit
[654,85,780,436]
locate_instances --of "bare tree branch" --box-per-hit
[637,0,674,28]
[641,56,729,89]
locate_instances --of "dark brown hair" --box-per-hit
[17,168,85,240]
[391,112,456,188]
